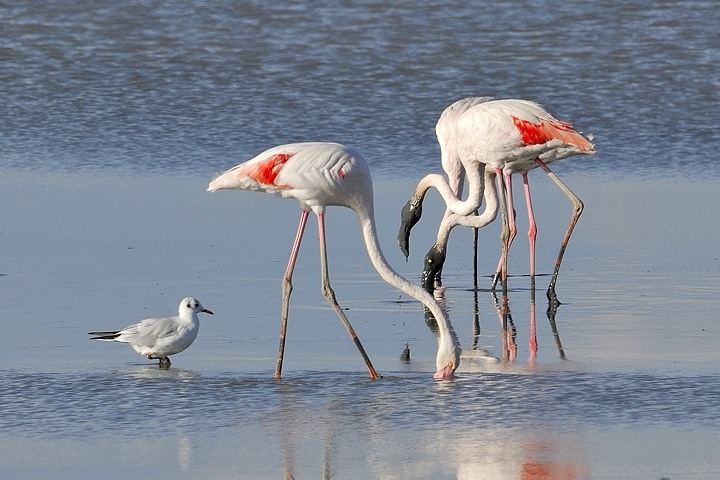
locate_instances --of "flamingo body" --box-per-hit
[419,97,497,290]
[208,142,371,213]
[209,142,460,380]
[455,99,594,173]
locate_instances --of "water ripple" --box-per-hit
[1,1,718,178]
[2,369,718,440]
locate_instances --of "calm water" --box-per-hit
[2,1,720,478]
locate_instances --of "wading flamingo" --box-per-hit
[418,96,497,292]
[399,99,595,302]
[89,297,213,367]
[208,142,460,380]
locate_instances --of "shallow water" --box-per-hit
[2,174,720,478]
[2,1,720,478]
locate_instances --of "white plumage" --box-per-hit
[399,98,595,301]
[89,297,213,366]
[209,142,461,380]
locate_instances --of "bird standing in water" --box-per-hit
[89,297,213,367]
[418,97,498,292]
[399,99,594,302]
[208,142,460,380]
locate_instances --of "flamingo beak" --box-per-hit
[397,196,423,259]
[433,362,456,380]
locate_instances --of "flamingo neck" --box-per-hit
[355,207,457,342]
[451,170,499,231]
[435,169,497,245]
[416,165,484,217]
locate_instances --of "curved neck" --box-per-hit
[436,169,497,245]
[355,206,457,343]
[451,169,499,230]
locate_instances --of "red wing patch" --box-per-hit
[250,153,293,186]
[511,115,590,149]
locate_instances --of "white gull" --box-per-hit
[89,297,213,367]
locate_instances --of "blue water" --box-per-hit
[2,1,718,177]
[2,2,720,478]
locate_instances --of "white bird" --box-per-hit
[208,142,461,380]
[412,97,498,291]
[399,99,595,302]
[89,297,213,367]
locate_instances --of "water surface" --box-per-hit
[1,1,719,478]
[2,174,720,478]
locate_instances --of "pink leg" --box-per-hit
[275,210,309,380]
[505,172,517,248]
[528,294,538,365]
[317,213,380,380]
[522,172,537,289]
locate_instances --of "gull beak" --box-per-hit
[202,308,214,315]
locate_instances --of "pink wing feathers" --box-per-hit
[207,143,363,211]
[511,115,594,153]
[208,151,295,192]
[245,153,293,187]
[456,99,595,171]
[499,99,594,153]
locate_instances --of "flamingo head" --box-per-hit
[397,195,424,259]
[421,243,446,293]
[434,340,461,380]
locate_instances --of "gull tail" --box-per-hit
[88,331,121,341]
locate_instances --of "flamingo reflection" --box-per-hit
[428,280,567,372]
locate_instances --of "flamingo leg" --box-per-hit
[546,295,567,359]
[316,213,380,380]
[472,225,479,290]
[275,210,309,380]
[491,169,510,318]
[492,170,513,290]
[458,169,481,291]
[522,172,537,290]
[533,159,584,305]
[504,172,518,249]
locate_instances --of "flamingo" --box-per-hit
[420,97,497,292]
[398,99,595,302]
[208,142,461,380]
[89,297,213,367]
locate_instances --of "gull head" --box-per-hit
[179,297,214,317]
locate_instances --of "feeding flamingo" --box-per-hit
[416,96,498,292]
[208,142,460,380]
[399,99,595,302]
